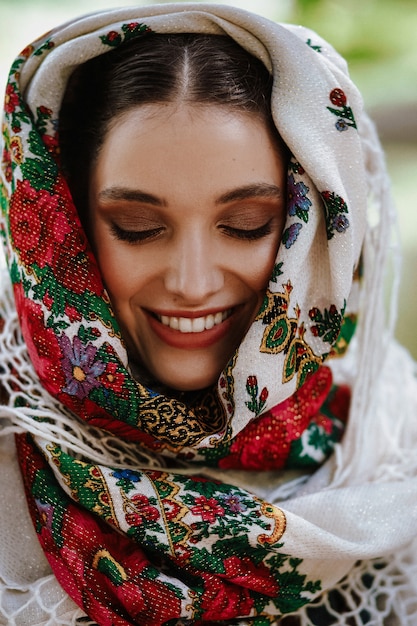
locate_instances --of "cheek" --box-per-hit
[92,231,134,305]
[243,238,281,293]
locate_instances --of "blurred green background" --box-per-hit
[1,0,416,357]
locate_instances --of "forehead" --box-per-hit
[91,103,286,202]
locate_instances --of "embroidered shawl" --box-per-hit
[1,4,417,625]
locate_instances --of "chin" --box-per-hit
[159,371,219,393]
[150,357,226,393]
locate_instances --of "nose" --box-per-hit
[164,232,224,303]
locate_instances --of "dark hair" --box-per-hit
[59,33,277,218]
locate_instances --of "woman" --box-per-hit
[0,4,416,625]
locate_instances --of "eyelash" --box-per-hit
[222,220,273,241]
[110,223,163,243]
[110,220,273,244]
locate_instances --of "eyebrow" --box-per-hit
[97,182,282,207]
[215,183,283,205]
[98,187,165,206]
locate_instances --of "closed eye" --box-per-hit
[110,223,164,244]
[220,220,273,241]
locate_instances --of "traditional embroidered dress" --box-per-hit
[1,4,416,625]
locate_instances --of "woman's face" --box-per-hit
[89,104,287,391]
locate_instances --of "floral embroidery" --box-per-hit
[309,301,346,344]
[4,84,20,115]
[287,173,312,222]
[60,335,105,399]
[271,262,283,282]
[246,375,269,415]
[33,38,54,57]
[112,468,142,493]
[217,367,347,471]
[282,222,302,249]
[191,496,226,523]
[320,190,350,239]
[101,22,152,47]
[256,281,323,387]
[220,493,248,514]
[9,136,23,164]
[9,180,70,267]
[124,493,161,527]
[2,15,363,624]
[327,88,357,131]
[35,106,59,159]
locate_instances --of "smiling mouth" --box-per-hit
[154,309,233,334]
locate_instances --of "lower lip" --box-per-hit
[145,310,237,350]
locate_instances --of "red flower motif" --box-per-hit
[107,31,120,42]
[14,174,103,295]
[329,88,347,107]
[13,283,65,396]
[173,544,191,561]
[246,375,257,389]
[42,291,54,310]
[2,147,12,182]
[9,136,23,164]
[99,361,126,393]
[9,179,71,267]
[44,503,182,625]
[5,84,19,114]
[20,45,34,58]
[42,133,59,159]
[199,572,254,621]
[191,496,225,523]
[9,177,103,296]
[126,22,139,31]
[64,304,82,322]
[219,367,333,470]
[38,105,52,116]
[259,387,269,403]
[163,499,182,521]
[125,494,160,527]
[223,555,279,596]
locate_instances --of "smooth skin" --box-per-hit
[89,104,287,391]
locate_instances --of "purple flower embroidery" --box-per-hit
[221,493,247,514]
[282,223,302,249]
[321,190,350,239]
[335,119,349,132]
[60,334,105,399]
[332,214,350,233]
[287,174,312,222]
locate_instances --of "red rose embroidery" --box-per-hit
[223,555,279,596]
[4,84,20,114]
[125,494,160,527]
[199,572,254,620]
[9,179,71,268]
[13,283,65,396]
[329,88,347,107]
[10,178,103,295]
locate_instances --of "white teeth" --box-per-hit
[192,317,206,333]
[179,317,192,333]
[205,314,215,330]
[157,309,232,333]
[214,312,223,325]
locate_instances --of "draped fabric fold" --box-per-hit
[1,4,416,625]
